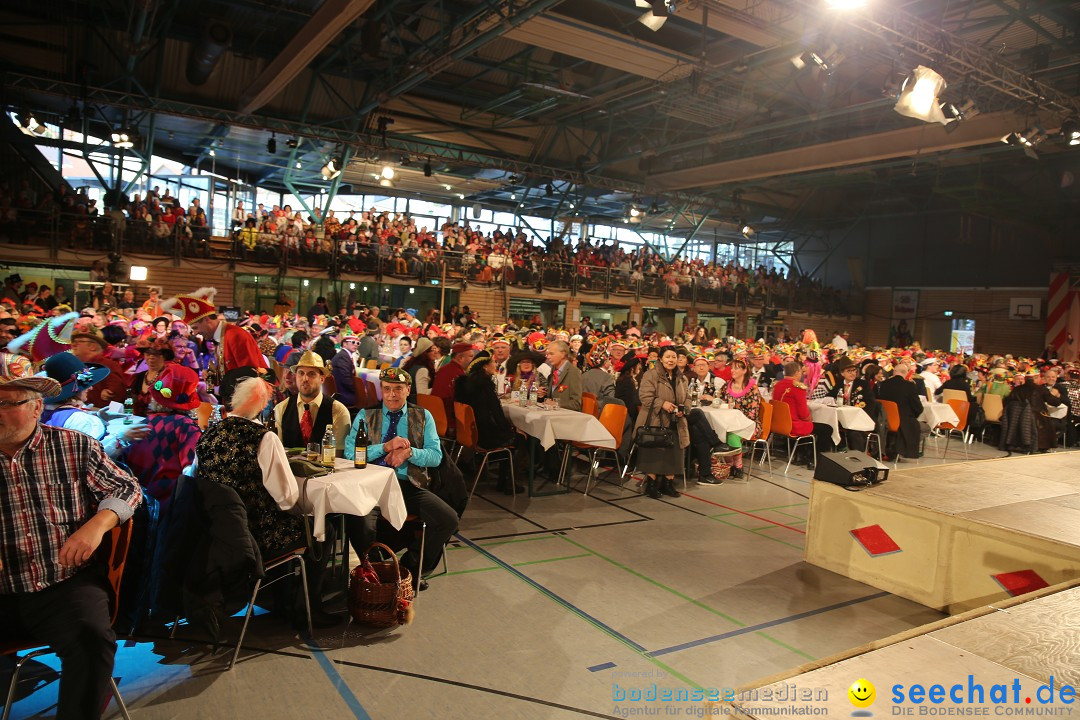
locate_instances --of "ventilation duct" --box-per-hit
[187,21,232,86]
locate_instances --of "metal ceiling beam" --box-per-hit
[649,109,1029,191]
[238,0,375,114]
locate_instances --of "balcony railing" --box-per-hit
[0,210,858,316]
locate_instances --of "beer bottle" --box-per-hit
[321,426,335,468]
[354,418,369,469]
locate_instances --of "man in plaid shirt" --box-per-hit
[0,371,142,719]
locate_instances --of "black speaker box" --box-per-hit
[814,450,888,488]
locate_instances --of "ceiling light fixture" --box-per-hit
[636,0,671,31]
[545,183,554,196]
[111,127,138,149]
[741,224,755,238]
[267,134,276,154]
[380,165,395,180]
[1059,118,1080,146]
[296,161,302,169]
[287,138,298,149]
[423,161,432,177]
[893,65,949,125]
[321,157,342,180]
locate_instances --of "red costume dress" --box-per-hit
[771,377,813,436]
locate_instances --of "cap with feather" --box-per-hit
[160,287,218,325]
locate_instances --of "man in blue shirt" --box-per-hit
[345,367,457,590]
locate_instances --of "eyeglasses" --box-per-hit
[0,398,34,409]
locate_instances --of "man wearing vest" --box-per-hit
[344,367,458,592]
[273,351,351,449]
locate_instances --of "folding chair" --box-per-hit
[559,403,628,495]
[878,399,904,468]
[453,402,516,499]
[416,394,454,453]
[581,392,599,418]
[936,399,970,459]
[196,401,214,430]
[3,521,134,720]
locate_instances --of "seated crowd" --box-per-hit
[2,278,1077,718]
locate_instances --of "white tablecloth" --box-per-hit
[698,405,757,441]
[357,368,383,399]
[502,402,616,450]
[809,401,876,445]
[297,458,405,541]
[919,398,960,428]
[1048,403,1068,419]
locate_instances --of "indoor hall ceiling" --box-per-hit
[3,0,1080,246]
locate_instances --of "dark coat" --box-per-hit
[331,348,358,407]
[1006,382,1062,450]
[876,375,924,458]
[455,371,515,449]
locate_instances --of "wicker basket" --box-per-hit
[347,542,415,627]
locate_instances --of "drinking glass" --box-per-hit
[306,442,320,462]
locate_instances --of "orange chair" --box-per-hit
[581,392,599,419]
[3,521,134,720]
[416,394,453,450]
[352,376,369,409]
[453,401,516,499]
[322,375,337,398]
[877,399,905,467]
[196,401,214,430]
[559,403,628,495]
[747,400,773,475]
[769,399,816,474]
[937,399,970,459]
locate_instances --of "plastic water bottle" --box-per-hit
[123,397,133,425]
[528,381,538,407]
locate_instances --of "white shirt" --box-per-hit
[832,335,849,351]
[256,427,300,512]
[920,370,942,394]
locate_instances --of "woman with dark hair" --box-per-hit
[403,337,437,400]
[935,363,977,404]
[129,343,176,416]
[714,358,761,481]
[454,349,519,494]
[633,347,689,499]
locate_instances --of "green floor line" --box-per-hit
[459,536,704,689]
[707,515,805,551]
[444,552,592,577]
[749,526,805,551]
[558,535,746,627]
[747,503,810,513]
[755,631,817,661]
[448,535,558,552]
[556,532,821,666]
[708,512,738,519]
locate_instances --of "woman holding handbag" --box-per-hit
[634,346,689,499]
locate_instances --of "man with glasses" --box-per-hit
[344,367,457,591]
[0,370,142,719]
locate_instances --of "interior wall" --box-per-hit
[856,287,1048,356]
[800,210,1076,290]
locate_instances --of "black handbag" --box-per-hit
[635,399,676,449]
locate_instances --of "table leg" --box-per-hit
[526,436,570,497]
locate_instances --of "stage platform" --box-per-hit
[805,452,1080,613]
[725,579,1080,719]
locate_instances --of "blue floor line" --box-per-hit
[304,633,373,720]
[455,533,648,653]
[647,591,890,658]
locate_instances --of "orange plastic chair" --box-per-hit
[769,399,815,474]
[748,399,773,474]
[559,403,628,495]
[453,401,516,500]
[581,392,599,418]
[416,394,452,448]
[937,399,970,458]
[196,401,214,430]
[322,375,337,398]
[3,521,134,719]
[877,399,904,466]
[352,376,369,409]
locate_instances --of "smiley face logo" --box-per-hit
[848,679,876,715]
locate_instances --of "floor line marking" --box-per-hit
[466,517,650,542]
[444,553,593,577]
[455,533,703,689]
[447,535,559,551]
[473,493,548,530]
[303,633,372,720]
[647,592,889,658]
[680,492,807,534]
[332,658,614,719]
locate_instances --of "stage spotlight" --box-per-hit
[423,161,432,177]
[380,165,395,180]
[942,99,978,134]
[110,127,138,149]
[545,183,554,196]
[637,0,670,31]
[1059,118,1080,146]
[321,157,342,180]
[741,224,755,238]
[629,206,641,218]
[893,66,949,125]
[267,134,276,154]
[287,138,298,149]
[379,178,394,188]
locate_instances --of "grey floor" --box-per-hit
[7,437,1046,719]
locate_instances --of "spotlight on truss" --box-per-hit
[636,0,671,31]
[893,66,949,125]
[321,157,342,180]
